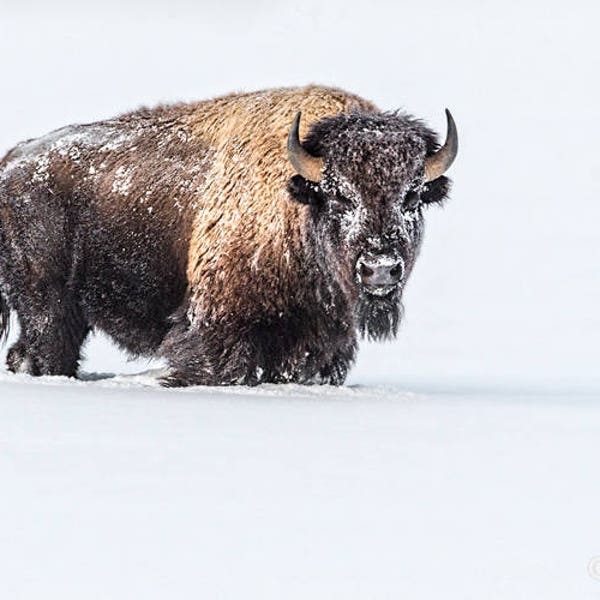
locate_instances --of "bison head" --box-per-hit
[287,109,457,341]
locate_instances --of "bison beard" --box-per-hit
[357,293,403,342]
[0,85,455,386]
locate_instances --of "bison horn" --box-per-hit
[287,111,324,183]
[424,109,458,182]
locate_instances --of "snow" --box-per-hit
[111,164,136,196]
[1,374,600,599]
[1,0,600,598]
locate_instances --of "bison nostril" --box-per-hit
[389,264,403,280]
[357,255,404,287]
[359,263,374,278]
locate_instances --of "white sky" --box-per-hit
[0,0,598,387]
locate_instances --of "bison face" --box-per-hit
[287,110,456,340]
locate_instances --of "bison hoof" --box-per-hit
[159,369,208,388]
[6,343,36,375]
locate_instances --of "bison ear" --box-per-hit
[421,175,451,206]
[287,174,324,206]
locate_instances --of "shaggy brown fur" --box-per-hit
[0,85,452,386]
[186,87,376,322]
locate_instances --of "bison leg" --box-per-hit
[316,356,350,385]
[157,310,358,387]
[6,335,30,374]
[9,294,89,378]
[158,325,213,387]
[158,321,261,387]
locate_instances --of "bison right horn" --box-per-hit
[424,109,458,182]
[287,111,324,183]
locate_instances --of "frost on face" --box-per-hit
[390,191,423,241]
[323,172,366,244]
[340,203,366,244]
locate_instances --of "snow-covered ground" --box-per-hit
[2,374,600,599]
[1,0,599,598]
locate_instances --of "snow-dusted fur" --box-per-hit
[0,85,451,386]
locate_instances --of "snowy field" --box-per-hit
[1,0,599,598]
[2,374,600,599]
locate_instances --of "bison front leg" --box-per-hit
[316,356,350,386]
[313,341,357,386]
[158,322,260,388]
[158,312,357,388]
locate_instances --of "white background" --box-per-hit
[1,2,599,599]
[1,0,598,387]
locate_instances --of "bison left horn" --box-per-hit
[424,109,458,182]
[287,111,324,183]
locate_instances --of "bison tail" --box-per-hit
[0,290,10,345]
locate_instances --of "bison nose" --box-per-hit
[357,255,404,287]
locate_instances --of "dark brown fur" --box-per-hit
[0,86,451,385]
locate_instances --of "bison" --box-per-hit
[0,85,457,386]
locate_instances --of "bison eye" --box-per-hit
[404,190,421,211]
